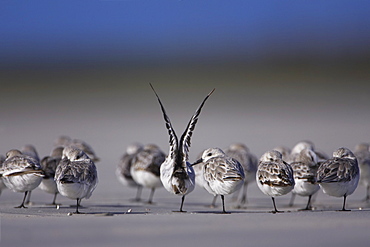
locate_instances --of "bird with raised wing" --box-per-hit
[150,84,214,212]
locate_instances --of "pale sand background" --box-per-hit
[1,64,370,246]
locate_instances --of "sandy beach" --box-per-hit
[1,177,370,247]
[1,65,370,246]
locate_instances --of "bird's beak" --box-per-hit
[191,158,203,166]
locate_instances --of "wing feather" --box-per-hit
[317,158,359,183]
[179,88,215,161]
[150,84,178,159]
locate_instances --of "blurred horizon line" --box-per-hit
[1,52,369,71]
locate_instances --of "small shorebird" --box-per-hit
[193,149,218,208]
[286,141,327,207]
[256,150,295,213]
[21,144,41,205]
[150,84,214,212]
[54,136,100,162]
[289,140,315,163]
[192,147,244,213]
[273,146,291,163]
[70,139,100,162]
[354,143,370,201]
[130,144,165,204]
[55,147,98,214]
[39,146,64,205]
[21,144,40,162]
[317,147,359,211]
[2,149,44,208]
[116,143,144,201]
[290,148,320,210]
[224,143,257,206]
[54,135,73,147]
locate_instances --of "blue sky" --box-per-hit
[1,0,370,68]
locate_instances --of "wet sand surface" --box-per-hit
[2,185,370,247]
[1,64,370,246]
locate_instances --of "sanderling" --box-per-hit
[70,139,100,162]
[21,144,40,162]
[317,147,359,211]
[224,143,257,206]
[150,84,214,212]
[256,150,295,213]
[354,143,370,201]
[192,148,245,213]
[54,136,100,162]
[116,143,144,201]
[290,148,320,210]
[130,144,166,204]
[286,141,325,207]
[39,146,64,205]
[20,144,41,205]
[55,146,98,214]
[54,135,73,147]
[273,146,291,163]
[0,155,7,196]
[289,140,315,163]
[193,150,218,208]
[2,149,44,208]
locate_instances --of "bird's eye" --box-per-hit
[207,153,212,156]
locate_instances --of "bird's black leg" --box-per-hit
[271,197,283,213]
[25,191,32,205]
[147,188,155,204]
[173,195,187,213]
[339,195,350,211]
[221,195,230,214]
[305,195,313,210]
[75,198,81,214]
[134,185,143,202]
[298,195,313,211]
[15,191,29,208]
[51,192,58,205]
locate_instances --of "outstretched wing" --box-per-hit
[150,83,178,159]
[179,88,215,162]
